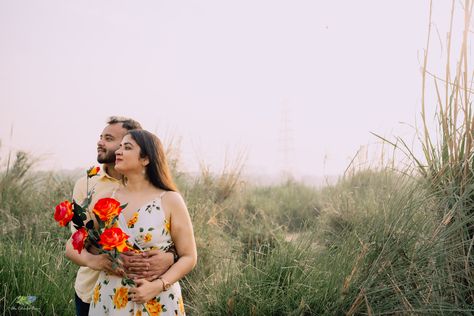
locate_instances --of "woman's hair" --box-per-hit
[127,129,178,192]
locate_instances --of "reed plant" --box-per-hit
[378,0,474,306]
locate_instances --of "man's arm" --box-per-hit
[65,176,115,273]
[65,237,115,272]
[121,250,174,281]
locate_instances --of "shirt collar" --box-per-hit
[98,165,120,182]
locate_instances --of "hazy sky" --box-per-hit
[0,1,471,178]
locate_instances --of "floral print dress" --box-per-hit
[89,192,186,316]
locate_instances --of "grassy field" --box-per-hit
[0,153,473,315]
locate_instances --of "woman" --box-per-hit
[89,129,197,316]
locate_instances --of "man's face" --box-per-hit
[97,123,128,164]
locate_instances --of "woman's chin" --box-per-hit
[114,164,125,172]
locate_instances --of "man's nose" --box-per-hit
[97,139,104,147]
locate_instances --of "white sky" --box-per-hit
[0,1,471,178]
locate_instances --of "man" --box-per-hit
[65,116,175,316]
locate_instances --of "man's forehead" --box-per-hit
[101,123,127,137]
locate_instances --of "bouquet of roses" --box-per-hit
[54,166,131,275]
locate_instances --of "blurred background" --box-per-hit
[1,0,462,182]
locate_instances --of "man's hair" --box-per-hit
[107,116,143,131]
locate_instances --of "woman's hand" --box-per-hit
[128,279,162,304]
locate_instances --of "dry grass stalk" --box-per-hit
[342,241,369,294]
[346,288,365,316]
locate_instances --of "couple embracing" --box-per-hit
[65,117,197,316]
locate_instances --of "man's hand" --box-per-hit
[66,236,122,276]
[87,253,119,275]
[121,250,174,281]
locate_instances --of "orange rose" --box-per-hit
[54,200,73,227]
[98,227,129,252]
[87,166,100,178]
[112,287,129,309]
[93,198,122,222]
[145,299,163,316]
[72,227,88,253]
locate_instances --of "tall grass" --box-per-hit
[3,149,474,314]
[0,234,77,316]
[379,0,474,306]
[191,169,474,314]
[0,152,77,315]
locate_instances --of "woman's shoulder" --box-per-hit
[161,191,185,206]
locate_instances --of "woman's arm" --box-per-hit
[159,191,198,282]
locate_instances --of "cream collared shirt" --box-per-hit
[71,166,120,303]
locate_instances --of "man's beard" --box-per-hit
[97,151,116,164]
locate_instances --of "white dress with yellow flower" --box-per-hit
[89,194,186,316]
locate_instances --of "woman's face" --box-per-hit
[115,134,148,174]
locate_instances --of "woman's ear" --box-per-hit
[141,156,150,167]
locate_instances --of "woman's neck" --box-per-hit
[124,172,153,193]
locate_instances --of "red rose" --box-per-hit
[93,198,122,222]
[72,227,88,253]
[54,201,73,227]
[98,227,129,252]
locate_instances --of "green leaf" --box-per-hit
[71,212,84,228]
[123,278,136,286]
[139,227,144,233]
[73,201,85,214]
